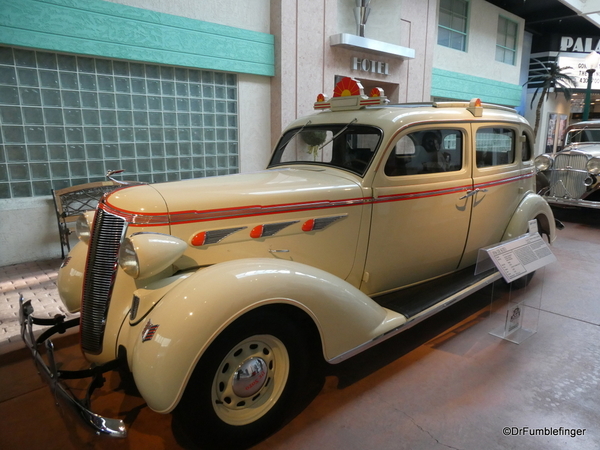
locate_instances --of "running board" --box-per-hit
[328,270,501,364]
[373,266,496,318]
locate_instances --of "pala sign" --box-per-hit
[560,36,600,53]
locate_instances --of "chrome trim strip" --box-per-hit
[376,184,470,203]
[261,221,299,237]
[474,172,533,189]
[102,173,532,227]
[167,199,367,224]
[312,215,347,230]
[204,226,247,244]
[328,271,502,364]
[104,197,370,227]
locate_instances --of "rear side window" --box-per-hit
[385,129,463,176]
[522,134,532,161]
[476,128,515,167]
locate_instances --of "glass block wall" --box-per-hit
[0,46,239,199]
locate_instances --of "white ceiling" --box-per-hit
[560,0,600,29]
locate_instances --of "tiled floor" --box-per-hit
[1,208,600,449]
[0,258,77,353]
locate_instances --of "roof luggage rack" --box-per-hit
[433,98,516,116]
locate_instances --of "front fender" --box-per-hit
[57,240,89,313]
[502,192,556,243]
[129,258,405,413]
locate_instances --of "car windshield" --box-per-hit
[565,128,600,144]
[268,123,382,176]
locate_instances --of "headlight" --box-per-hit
[119,233,187,279]
[534,154,553,171]
[587,157,600,175]
[119,237,140,278]
[584,175,596,187]
[75,211,94,244]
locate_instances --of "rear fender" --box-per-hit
[502,193,556,243]
[129,258,405,413]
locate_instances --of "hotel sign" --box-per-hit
[352,57,389,75]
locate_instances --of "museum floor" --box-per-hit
[1,207,599,450]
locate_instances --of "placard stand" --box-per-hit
[475,221,556,344]
[487,266,546,343]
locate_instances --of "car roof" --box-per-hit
[565,120,600,130]
[283,77,531,136]
[284,101,530,135]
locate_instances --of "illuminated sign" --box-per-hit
[557,55,600,89]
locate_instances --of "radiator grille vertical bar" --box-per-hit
[549,153,589,198]
[80,209,126,354]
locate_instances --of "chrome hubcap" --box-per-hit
[211,335,289,426]
[232,357,268,397]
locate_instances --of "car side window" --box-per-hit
[385,129,463,176]
[476,128,515,167]
[269,125,382,176]
[522,134,532,161]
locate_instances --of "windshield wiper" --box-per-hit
[280,120,312,148]
[568,125,588,144]
[318,118,358,150]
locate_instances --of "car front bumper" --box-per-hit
[18,295,127,437]
[543,195,600,209]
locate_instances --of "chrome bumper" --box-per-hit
[18,296,127,437]
[543,195,600,209]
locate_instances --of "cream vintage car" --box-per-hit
[20,77,556,448]
[535,120,600,209]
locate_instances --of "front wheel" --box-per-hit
[174,310,320,449]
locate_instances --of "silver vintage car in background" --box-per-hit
[535,120,600,209]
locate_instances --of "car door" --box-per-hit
[459,124,531,268]
[361,126,473,296]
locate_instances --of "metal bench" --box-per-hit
[51,181,124,258]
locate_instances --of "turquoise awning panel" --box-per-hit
[432,68,521,106]
[0,0,274,76]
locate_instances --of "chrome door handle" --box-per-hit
[459,188,488,200]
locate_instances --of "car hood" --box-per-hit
[103,167,364,224]
[560,143,600,157]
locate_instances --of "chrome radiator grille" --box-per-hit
[548,153,589,199]
[80,208,126,354]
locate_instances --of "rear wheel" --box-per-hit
[174,310,320,449]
